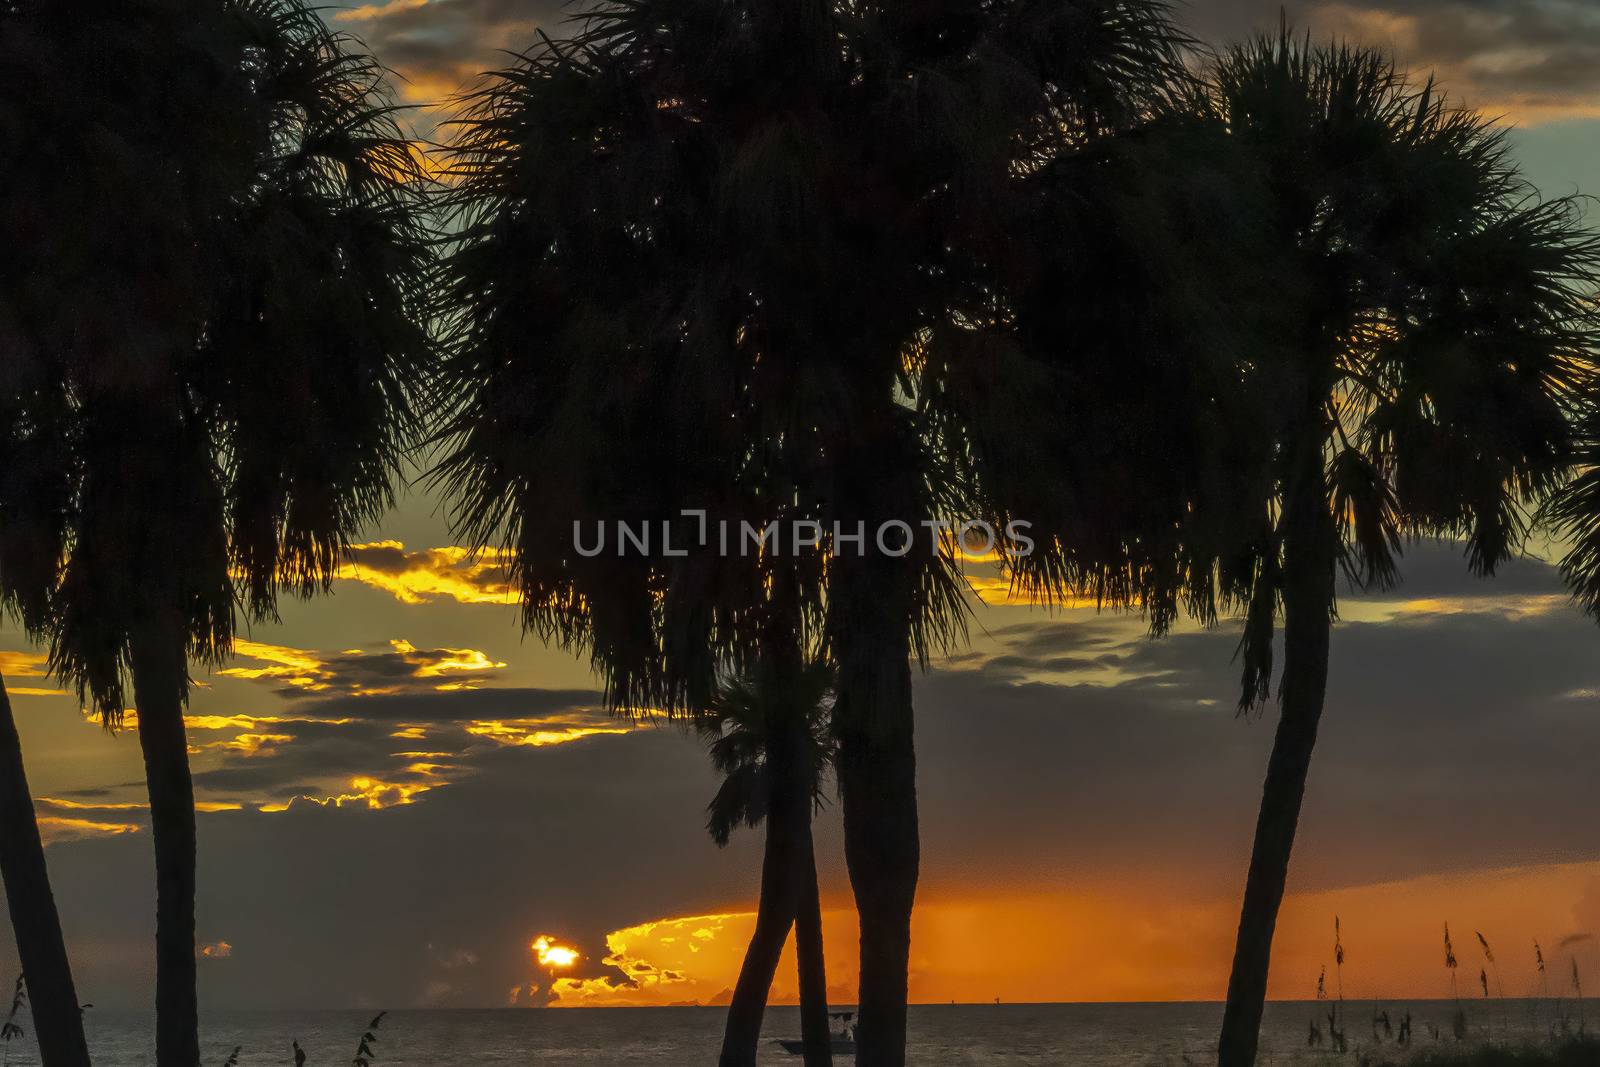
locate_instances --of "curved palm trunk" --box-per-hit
[129,621,199,1067]
[832,545,918,1067]
[718,823,799,1067]
[794,810,832,1067]
[719,702,809,1067]
[0,673,91,1067]
[1217,459,1335,1067]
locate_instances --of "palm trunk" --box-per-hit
[129,621,200,1067]
[0,673,91,1067]
[717,825,798,1067]
[794,810,831,1067]
[1217,452,1335,1067]
[833,678,915,1067]
[832,547,918,1067]
[719,698,808,1067]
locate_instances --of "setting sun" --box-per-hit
[532,935,579,970]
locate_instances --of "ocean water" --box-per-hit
[7,1000,1590,1065]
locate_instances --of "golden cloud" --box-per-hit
[546,913,745,1007]
[964,573,1110,608]
[36,816,141,845]
[217,732,296,758]
[0,649,67,696]
[217,640,330,691]
[186,713,353,735]
[0,650,48,677]
[37,797,145,812]
[36,796,241,815]
[393,639,505,686]
[333,0,429,22]
[464,719,632,748]
[338,541,516,606]
[258,771,443,813]
[217,637,508,696]
[197,941,233,960]
[1341,593,1571,625]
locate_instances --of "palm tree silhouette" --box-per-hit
[1193,30,1600,1067]
[434,2,1193,1062]
[3,1,432,1061]
[0,108,88,1054]
[1541,391,1600,620]
[434,18,835,1052]
[700,657,835,1066]
[0,678,90,1067]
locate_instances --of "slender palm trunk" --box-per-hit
[1218,450,1335,1067]
[832,545,918,1067]
[794,811,832,1067]
[0,673,91,1067]
[129,620,199,1067]
[718,823,799,1067]
[719,698,809,1067]
[833,674,915,1067]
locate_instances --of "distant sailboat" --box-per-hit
[776,1012,857,1055]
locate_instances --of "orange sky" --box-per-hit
[525,861,1600,1007]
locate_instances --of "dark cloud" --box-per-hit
[223,638,511,699]
[1351,537,1568,599]
[915,545,1600,899]
[290,685,605,721]
[334,0,1600,134]
[26,542,1600,1008]
[190,718,417,796]
[1181,0,1600,117]
[184,691,629,810]
[986,618,1126,656]
[331,0,567,126]
[42,726,738,1010]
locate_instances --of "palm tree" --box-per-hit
[1190,31,1600,1067]
[0,405,88,1067]
[4,2,433,1061]
[0,4,126,1063]
[700,657,835,1067]
[0,678,88,1067]
[1545,393,1600,615]
[435,22,837,1053]
[433,3,1195,1063]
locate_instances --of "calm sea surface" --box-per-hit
[6,1000,1590,1064]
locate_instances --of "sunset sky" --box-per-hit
[5,0,1600,1012]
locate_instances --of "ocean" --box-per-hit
[12,1000,1590,1064]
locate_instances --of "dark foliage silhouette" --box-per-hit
[701,658,836,1065]
[1189,30,1600,1067]
[0,1,432,1061]
[432,4,1195,1062]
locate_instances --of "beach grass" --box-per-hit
[1375,1036,1600,1066]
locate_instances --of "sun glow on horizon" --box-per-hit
[533,935,579,969]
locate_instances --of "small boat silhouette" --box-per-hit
[776,1011,857,1055]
